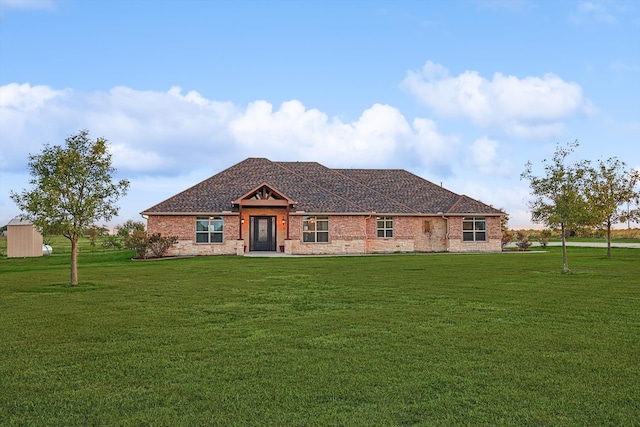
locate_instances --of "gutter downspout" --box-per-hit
[440,213,450,252]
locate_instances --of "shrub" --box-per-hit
[102,235,123,250]
[538,229,552,249]
[516,230,532,251]
[124,229,150,259]
[147,233,179,258]
[123,231,177,259]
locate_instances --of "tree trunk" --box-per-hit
[606,220,612,259]
[70,237,79,286]
[561,223,570,273]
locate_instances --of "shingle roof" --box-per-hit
[141,158,503,216]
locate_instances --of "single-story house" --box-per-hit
[141,158,505,256]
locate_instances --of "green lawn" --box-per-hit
[1,247,639,425]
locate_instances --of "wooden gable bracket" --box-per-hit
[233,183,296,241]
[232,182,295,207]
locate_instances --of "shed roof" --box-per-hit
[7,216,34,226]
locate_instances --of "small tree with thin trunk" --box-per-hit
[520,141,593,273]
[10,130,129,286]
[538,229,552,249]
[515,230,532,251]
[500,213,514,250]
[584,158,640,259]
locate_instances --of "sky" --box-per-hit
[1,0,639,229]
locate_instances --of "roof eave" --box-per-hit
[140,211,239,216]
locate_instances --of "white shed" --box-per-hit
[6,216,43,258]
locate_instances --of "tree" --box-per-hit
[520,141,593,273]
[584,157,640,259]
[10,130,129,285]
[115,219,146,239]
[500,213,514,250]
[87,226,100,251]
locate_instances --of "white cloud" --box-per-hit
[229,100,418,167]
[3,83,455,175]
[467,136,510,175]
[1,83,471,226]
[409,118,459,173]
[0,84,238,173]
[401,61,592,138]
[0,82,66,110]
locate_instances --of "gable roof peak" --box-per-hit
[233,182,295,206]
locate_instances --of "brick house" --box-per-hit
[141,158,505,256]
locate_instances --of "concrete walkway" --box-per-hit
[243,242,640,257]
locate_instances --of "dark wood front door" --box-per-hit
[250,216,276,251]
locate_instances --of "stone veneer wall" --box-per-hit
[446,216,502,252]
[287,215,449,255]
[287,215,368,255]
[147,213,501,256]
[147,214,240,256]
[411,217,449,252]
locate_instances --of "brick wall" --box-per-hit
[288,215,447,254]
[447,216,502,253]
[147,213,502,255]
[288,214,369,254]
[147,214,240,256]
[412,217,448,252]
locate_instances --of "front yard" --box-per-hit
[1,247,638,425]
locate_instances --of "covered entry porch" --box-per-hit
[233,183,294,254]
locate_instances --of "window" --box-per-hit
[377,216,393,238]
[302,216,329,243]
[196,216,223,243]
[463,217,486,241]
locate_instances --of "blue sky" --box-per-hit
[1,0,639,229]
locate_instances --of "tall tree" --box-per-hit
[10,130,129,286]
[520,141,593,273]
[584,158,640,259]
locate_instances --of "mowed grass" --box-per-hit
[1,247,638,426]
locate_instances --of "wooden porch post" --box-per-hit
[239,205,243,240]
[286,204,290,240]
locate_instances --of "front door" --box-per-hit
[250,216,276,251]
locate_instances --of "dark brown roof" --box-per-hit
[141,158,504,216]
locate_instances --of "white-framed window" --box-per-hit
[377,216,393,238]
[196,216,223,243]
[302,216,329,243]
[463,217,486,241]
